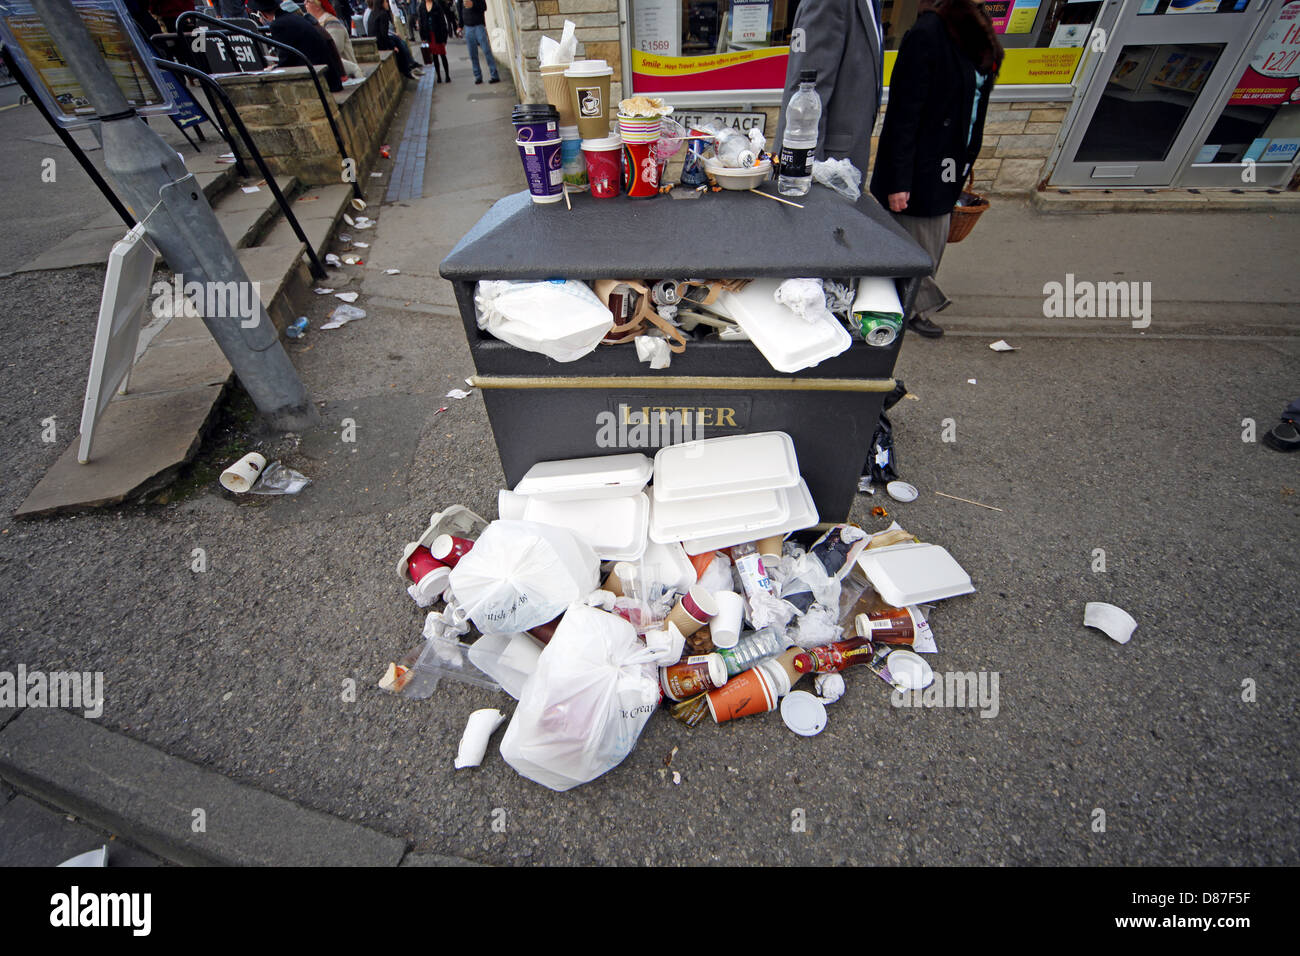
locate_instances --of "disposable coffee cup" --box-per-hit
[430,533,474,566]
[622,138,660,197]
[219,452,267,493]
[511,103,560,143]
[581,133,622,198]
[540,63,576,125]
[565,60,613,140]
[757,535,785,564]
[710,590,745,649]
[497,489,528,520]
[617,113,662,143]
[666,585,717,639]
[515,137,564,204]
[559,125,587,189]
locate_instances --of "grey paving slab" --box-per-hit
[0,795,164,867]
[0,709,407,867]
[15,384,224,517]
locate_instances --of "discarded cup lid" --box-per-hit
[780,691,827,736]
[887,649,933,690]
[886,480,918,502]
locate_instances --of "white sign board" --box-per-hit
[730,0,772,45]
[672,109,767,135]
[633,0,679,56]
[78,224,156,463]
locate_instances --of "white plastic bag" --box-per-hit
[448,520,600,633]
[500,603,660,791]
[811,157,862,201]
[474,279,613,362]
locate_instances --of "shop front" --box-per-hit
[504,0,1297,193]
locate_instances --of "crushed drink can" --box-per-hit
[858,313,902,347]
[680,129,709,187]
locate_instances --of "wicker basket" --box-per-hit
[947,174,989,244]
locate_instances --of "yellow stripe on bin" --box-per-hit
[469,375,897,392]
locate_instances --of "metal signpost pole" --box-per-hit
[31,0,319,431]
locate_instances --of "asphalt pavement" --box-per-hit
[0,41,1297,866]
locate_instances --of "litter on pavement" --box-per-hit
[380,431,977,790]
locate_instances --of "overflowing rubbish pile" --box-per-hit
[474,274,905,374]
[381,431,975,791]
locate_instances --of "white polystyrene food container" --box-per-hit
[522,491,649,561]
[640,537,696,593]
[855,542,975,607]
[649,485,789,545]
[681,478,819,553]
[652,432,799,502]
[514,452,653,501]
[713,279,852,373]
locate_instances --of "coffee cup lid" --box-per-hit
[565,59,609,76]
[581,133,622,149]
[512,103,559,118]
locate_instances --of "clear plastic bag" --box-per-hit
[811,157,863,201]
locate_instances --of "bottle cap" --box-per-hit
[799,69,817,83]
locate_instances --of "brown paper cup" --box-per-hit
[666,586,717,639]
[541,64,576,126]
[757,535,785,563]
[566,64,612,140]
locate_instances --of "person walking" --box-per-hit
[455,0,498,84]
[868,0,1002,338]
[774,0,884,188]
[418,0,453,83]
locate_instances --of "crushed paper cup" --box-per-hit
[384,268,400,275]
[322,304,366,329]
[352,241,369,248]
[446,388,472,400]
[324,253,342,267]
[313,287,334,295]
[989,340,1018,351]
[1083,602,1137,644]
[335,291,359,303]
[454,708,506,769]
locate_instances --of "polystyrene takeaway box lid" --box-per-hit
[653,432,799,503]
[713,279,852,374]
[649,485,789,545]
[855,542,975,607]
[523,492,649,562]
[682,479,818,554]
[514,452,652,501]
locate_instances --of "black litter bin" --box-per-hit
[439,187,933,522]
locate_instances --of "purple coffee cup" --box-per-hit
[512,104,560,144]
[515,138,565,204]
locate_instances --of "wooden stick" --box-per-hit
[935,491,1004,512]
[748,188,804,209]
[563,186,571,211]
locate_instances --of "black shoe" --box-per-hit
[907,315,944,338]
[474,77,483,84]
[489,76,500,84]
[1262,419,1300,452]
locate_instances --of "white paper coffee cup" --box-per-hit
[710,590,745,648]
[219,452,267,493]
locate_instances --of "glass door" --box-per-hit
[1180,0,1300,186]
[1051,0,1267,186]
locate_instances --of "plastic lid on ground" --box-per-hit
[653,431,800,502]
[780,690,827,736]
[514,452,652,500]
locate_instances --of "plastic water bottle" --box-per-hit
[714,128,756,168]
[716,626,789,677]
[286,316,309,339]
[778,70,820,197]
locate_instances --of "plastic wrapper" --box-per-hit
[811,157,863,201]
[697,552,734,594]
[467,632,544,700]
[499,604,660,791]
[774,278,833,326]
[813,672,846,704]
[475,279,613,363]
[791,602,842,649]
[636,335,672,369]
[746,589,795,631]
[448,520,600,634]
[823,280,856,318]
[249,462,310,495]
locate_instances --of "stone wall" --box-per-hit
[218,53,403,187]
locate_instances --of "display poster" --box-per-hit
[1006,0,1041,34]
[0,0,173,125]
[1166,0,1221,12]
[985,0,1012,33]
[1228,0,1300,106]
[730,0,772,45]
[632,0,679,57]
[884,46,1084,86]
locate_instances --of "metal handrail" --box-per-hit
[155,57,327,280]
[175,9,362,199]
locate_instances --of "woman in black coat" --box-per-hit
[869,0,1002,338]
[418,0,453,82]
